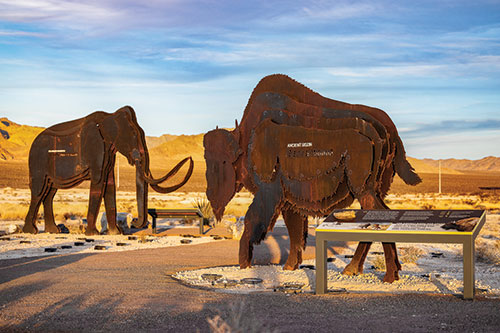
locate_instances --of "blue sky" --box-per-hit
[0,0,499,159]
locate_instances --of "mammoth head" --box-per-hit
[203,127,242,221]
[100,106,147,167]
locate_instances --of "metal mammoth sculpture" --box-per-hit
[23,106,193,235]
[204,74,421,283]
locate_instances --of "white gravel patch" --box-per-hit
[173,249,500,296]
[0,232,216,260]
[174,213,500,297]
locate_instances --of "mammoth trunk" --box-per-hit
[133,167,149,228]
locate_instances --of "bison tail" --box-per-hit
[394,137,422,186]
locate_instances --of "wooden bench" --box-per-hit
[315,209,486,299]
[147,208,209,234]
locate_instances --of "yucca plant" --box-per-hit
[191,195,214,220]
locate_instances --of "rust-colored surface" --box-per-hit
[204,74,421,282]
[23,106,193,236]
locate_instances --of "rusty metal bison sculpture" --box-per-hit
[204,74,421,283]
[23,106,193,235]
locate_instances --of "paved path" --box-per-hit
[1,228,499,332]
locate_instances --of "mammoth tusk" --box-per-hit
[150,157,194,194]
[138,157,192,185]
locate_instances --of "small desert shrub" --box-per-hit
[399,246,425,264]
[370,254,386,271]
[370,246,424,271]
[207,301,277,333]
[421,203,435,210]
[192,195,214,219]
[66,223,85,234]
[476,240,500,266]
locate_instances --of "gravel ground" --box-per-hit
[1,225,500,332]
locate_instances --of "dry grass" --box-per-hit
[207,301,277,333]
[476,240,500,265]
[370,246,425,271]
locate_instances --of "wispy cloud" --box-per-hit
[0,29,48,37]
[401,119,500,137]
[1,0,499,158]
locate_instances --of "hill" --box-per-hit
[422,156,500,172]
[0,117,498,176]
[145,134,177,149]
[149,133,205,163]
[406,157,461,175]
[0,118,44,160]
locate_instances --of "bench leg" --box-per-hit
[152,216,156,234]
[315,235,327,294]
[199,217,203,234]
[463,237,475,300]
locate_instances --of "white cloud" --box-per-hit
[0,29,48,37]
[301,2,380,20]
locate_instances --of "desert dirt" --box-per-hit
[1,161,500,331]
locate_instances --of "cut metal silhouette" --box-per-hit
[24,106,193,235]
[204,74,421,283]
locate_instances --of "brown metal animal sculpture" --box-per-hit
[204,74,421,283]
[23,106,193,235]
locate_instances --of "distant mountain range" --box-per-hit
[1,117,499,173]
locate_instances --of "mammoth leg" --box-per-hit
[23,187,47,234]
[103,167,120,235]
[43,187,61,233]
[282,208,308,270]
[239,181,283,269]
[86,181,105,236]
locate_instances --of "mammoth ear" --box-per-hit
[99,114,119,142]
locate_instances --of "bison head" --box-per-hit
[203,128,242,221]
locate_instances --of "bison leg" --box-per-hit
[355,191,400,282]
[343,190,400,280]
[382,242,400,283]
[239,181,283,269]
[282,208,308,270]
[43,188,61,233]
[342,242,372,275]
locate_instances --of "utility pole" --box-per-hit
[116,156,120,190]
[438,160,441,194]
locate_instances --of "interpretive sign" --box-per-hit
[315,209,487,299]
[319,209,484,233]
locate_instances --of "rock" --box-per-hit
[201,273,223,282]
[97,212,133,233]
[224,217,244,240]
[57,224,70,234]
[240,277,263,285]
[7,224,21,234]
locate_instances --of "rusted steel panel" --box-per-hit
[24,106,193,235]
[204,74,421,282]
